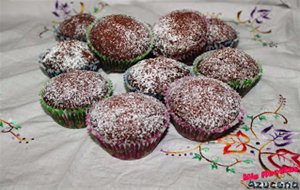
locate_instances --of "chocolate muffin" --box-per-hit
[87,14,154,72]
[40,70,113,128]
[152,10,207,64]
[205,17,238,51]
[39,40,100,78]
[87,93,170,160]
[124,57,190,100]
[55,13,95,41]
[193,48,262,95]
[165,76,244,142]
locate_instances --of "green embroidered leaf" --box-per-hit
[255,34,261,39]
[226,167,236,173]
[192,153,202,161]
[0,121,3,127]
[93,7,99,13]
[258,115,267,121]
[211,163,218,170]
[14,124,22,130]
[262,42,267,46]
[241,124,250,131]
[273,114,280,119]
[243,159,254,164]
[246,115,253,120]
[202,147,209,152]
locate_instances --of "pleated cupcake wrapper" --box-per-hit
[205,37,239,52]
[86,15,155,72]
[38,50,101,78]
[164,76,245,142]
[86,106,170,160]
[53,25,87,42]
[192,50,263,93]
[39,79,113,129]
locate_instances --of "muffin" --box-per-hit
[39,40,100,78]
[55,13,95,41]
[40,70,112,129]
[205,17,238,51]
[193,48,262,95]
[124,57,190,100]
[86,93,170,160]
[152,10,207,64]
[87,14,154,72]
[164,76,244,142]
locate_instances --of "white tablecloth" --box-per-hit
[0,0,300,189]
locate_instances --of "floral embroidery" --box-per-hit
[161,95,299,183]
[235,6,278,47]
[0,118,34,144]
[218,130,250,154]
[39,0,108,38]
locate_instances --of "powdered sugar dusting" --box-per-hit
[153,10,207,61]
[89,15,151,60]
[127,57,190,95]
[88,93,169,145]
[42,40,98,74]
[197,48,259,82]
[43,70,109,109]
[166,76,241,131]
[58,13,95,41]
[206,18,237,44]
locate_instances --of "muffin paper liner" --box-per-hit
[164,76,245,142]
[192,50,263,95]
[39,79,113,129]
[38,50,101,78]
[86,103,170,160]
[86,15,155,73]
[205,37,239,52]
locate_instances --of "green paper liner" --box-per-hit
[39,79,113,129]
[86,15,155,73]
[192,50,263,96]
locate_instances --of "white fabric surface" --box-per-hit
[0,0,300,190]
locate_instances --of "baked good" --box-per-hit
[55,13,95,41]
[193,48,262,95]
[40,70,112,128]
[164,76,244,142]
[124,57,190,100]
[39,40,99,78]
[87,92,169,160]
[205,17,238,51]
[87,14,154,72]
[152,10,207,64]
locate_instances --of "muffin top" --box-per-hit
[195,48,259,82]
[41,40,98,73]
[42,70,110,109]
[88,15,152,61]
[126,57,190,95]
[165,77,241,131]
[58,13,95,41]
[88,93,169,144]
[206,18,237,44]
[153,10,207,61]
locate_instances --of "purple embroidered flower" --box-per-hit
[250,7,271,24]
[52,0,72,18]
[261,125,294,147]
